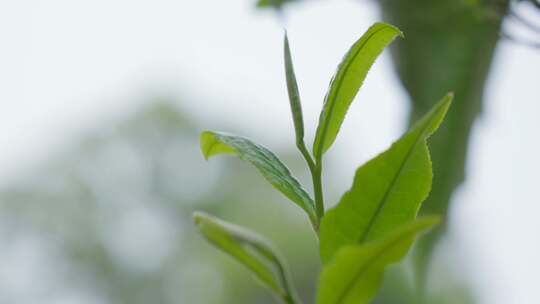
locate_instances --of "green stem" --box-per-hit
[313,148,326,221]
[312,163,324,220]
[296,141,325,225]
[297,141,316,179]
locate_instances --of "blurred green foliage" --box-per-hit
[0,101,320,304]
[257,0,297,10]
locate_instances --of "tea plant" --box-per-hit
[194,22,453,304]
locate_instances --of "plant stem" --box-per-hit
[296,142,325,224]
[312,162,324,220]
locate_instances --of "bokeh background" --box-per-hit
[1,1,539,303]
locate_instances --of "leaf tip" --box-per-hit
[199,131,216,160]
[446,91,455,102]
[283,30,290,55]
[192,211,207,226]
[422,92,454,136]
[394,26,404,39]
[438,91,454,116]
[373,22,404,38]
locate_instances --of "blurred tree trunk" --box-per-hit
[376,0,509,302]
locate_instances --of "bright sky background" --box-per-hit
[1,0,539,303]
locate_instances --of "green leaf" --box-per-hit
[284,32,305,148]
[193,212,299,303]
[319,94,452,263]
[200,131,317,225]
[317,217,440,304]
[313,22,402,159]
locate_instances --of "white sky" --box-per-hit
[0,0,539,303]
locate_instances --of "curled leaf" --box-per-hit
[193,212,299,303]
[200,131,317,225]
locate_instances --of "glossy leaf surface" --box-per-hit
[200,131,317,224]
[319,94,452,263]
[313,23,402,159]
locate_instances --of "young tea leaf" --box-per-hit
[319,94,452,263]
[200,131,317,226]
[284,32,305,148]
[193,212,300,303]
[313,23,402,159]
[317,217,440,304]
